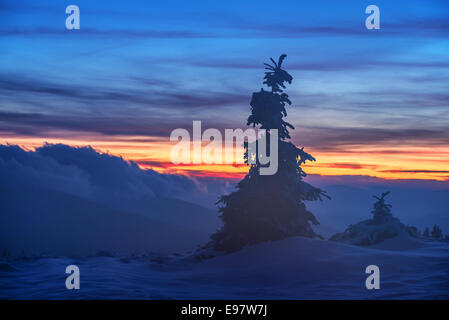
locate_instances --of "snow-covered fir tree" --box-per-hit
[330,191,422,246]
[210,54,328,252]
[371,191,392,223]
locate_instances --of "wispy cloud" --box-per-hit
[311,163,379,170]
[0,73,248,111]
[0,28,215,38]
[295,126,449,151]
[381,169,449,174]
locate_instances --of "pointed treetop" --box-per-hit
[263,54,293,93]
[373,191,390,201]
[372,191,392,219]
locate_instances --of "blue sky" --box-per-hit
[1,0,448,180]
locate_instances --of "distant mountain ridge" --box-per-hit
[0,185,219,256]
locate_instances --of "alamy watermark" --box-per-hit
[365,265,380,290]
[65,5,80,30]
[365,5,380,30]
[170,121,279,175]
[65,265,80,290]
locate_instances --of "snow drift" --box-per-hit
[2,236,448,299]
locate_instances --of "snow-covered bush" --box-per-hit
[330,192,417,246]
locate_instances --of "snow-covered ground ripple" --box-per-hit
[1,236,448,299]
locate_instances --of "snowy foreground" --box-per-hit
[1,235,448,299]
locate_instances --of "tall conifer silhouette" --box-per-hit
[211,54,328,252]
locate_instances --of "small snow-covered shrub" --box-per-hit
[330,192,419,246]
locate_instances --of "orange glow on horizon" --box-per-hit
[1,134,448,181]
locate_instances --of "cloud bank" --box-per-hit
[0,144,223,256]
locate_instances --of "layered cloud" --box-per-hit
[0,143,201,201]
[1,0,448,181]
[0,143,230,255]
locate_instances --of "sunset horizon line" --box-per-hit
[2,138,448,183]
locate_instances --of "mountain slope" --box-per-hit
[0,185,218,256]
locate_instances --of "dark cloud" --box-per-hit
[2,16,448,40]
[0,111,236,138]
[2,109,449,151]
[0,71,249,138]
[234,16,449,38]
[186,57,449,72]
[135,159,173,168]
[311,163,379,170]
[294,126,449,151]
[381,169,449,174]
[305,173,449,189]
[348,90,449,108]
[0,74,247,109]
[0,28,214,38]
